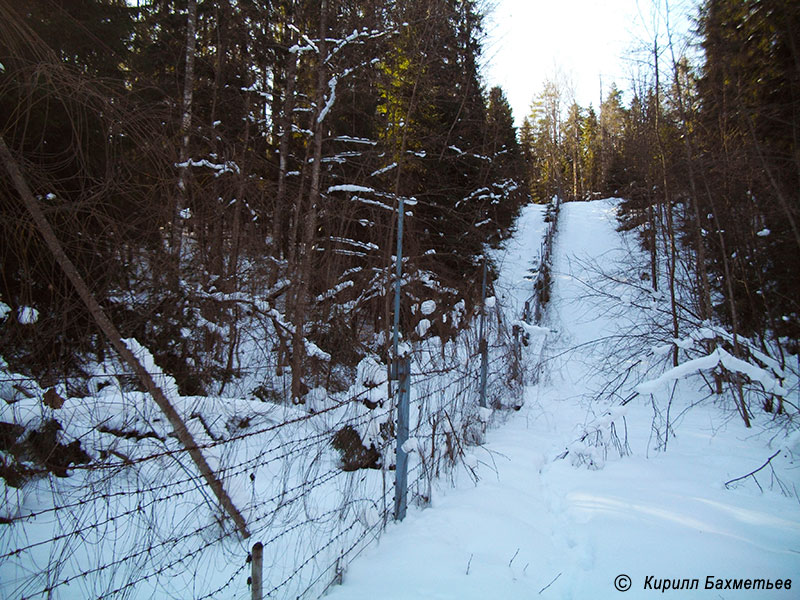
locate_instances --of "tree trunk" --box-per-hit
[664,5,713,321]
[272,9,298,269]
[172,0,198,265]
[291,0,329,403]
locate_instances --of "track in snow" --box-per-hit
[325,199,800,600]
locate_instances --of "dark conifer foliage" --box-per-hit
[0,0,145,379]
[517,0,798,356]
[0,0,529,393]
[696,0,800,340]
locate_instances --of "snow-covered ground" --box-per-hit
[491,201,547,317]
[325,199,800,599]
[0,206,545,600]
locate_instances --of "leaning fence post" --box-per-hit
[478,256,489,408]
[0,137,252,538]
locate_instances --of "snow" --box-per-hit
[415,318,431,337]
[305,340,331,362]
[401,438,421,454]
[420,299,436,316]
[356,355,385,389]
[316,279,355,302]
[689,324,786,379]
[317,76,338,123]
[757,228,771,237]
[286,23,318,55]
[333,136,377,145]
[370,162,398,177]
[17,306,39,324]
[324,199,800,599]
[327,184,375,194]
[3,199,797,599]
[636,347,788,396]
[512,320,549,337]
[489,203,547,318]
[348,196,394,212]
[175,157,240,176]
[330,237,379,251]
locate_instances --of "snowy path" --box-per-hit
[325,200,800,599]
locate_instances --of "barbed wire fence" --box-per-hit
[0,201,561,600]
[0,317,521,599]
[524,196,561,327]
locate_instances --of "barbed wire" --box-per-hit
[1,283,530,600]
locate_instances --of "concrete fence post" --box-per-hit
[251,542,263,600]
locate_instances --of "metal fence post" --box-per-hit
[478,256,488,408]
[390,195,410,521]
[394,356,410,521]
[251,542,263,600]
[391,197,404,364]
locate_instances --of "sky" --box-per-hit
[482,0,698,126]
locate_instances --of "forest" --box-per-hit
[521,0,798,357]
[1,0,528,401]
[2,0,797,403]
[0,0,798,598]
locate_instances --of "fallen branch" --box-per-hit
[539,572,562,594]
[724,449,781,489]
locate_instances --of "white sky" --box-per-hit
[482,0,698,126]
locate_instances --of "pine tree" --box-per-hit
[485,86,528,235]
[598,84,627,194]
[580,105,600,196]
[697,0,800,340]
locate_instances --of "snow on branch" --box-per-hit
[689,325,785,379]
[287,23,318,54]
[447,145,490,161]
[636,347,788,396]
[327,184,375,194]
[264,305,329,361]
[329,237,379,251]
[650,324,786,381]
[175,158,240,177]
[370,162,397,177]
[327,28,392,61]
[315,279,355,302]
[333,136,377,145]
[317,76,337,124]
[456,183,509,208]
[512,320,550,338]
[349,196,394,212]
